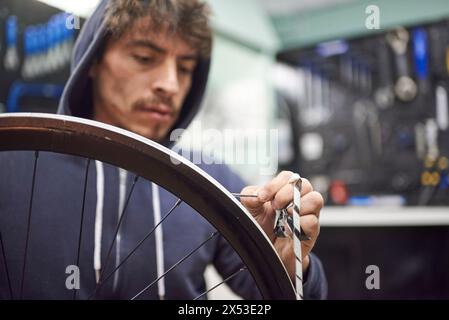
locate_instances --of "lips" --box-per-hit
[135,104,174,122]
[138,104,172,115]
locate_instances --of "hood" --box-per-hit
[57,0,211,147]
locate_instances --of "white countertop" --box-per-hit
[320,206,449,227]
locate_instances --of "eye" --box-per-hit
[132,55,154,64]
[178,65,194,75]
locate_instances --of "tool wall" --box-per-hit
[0,0,79,114]
[276,19,449,207]
[274,19,449,299]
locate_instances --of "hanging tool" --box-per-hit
[375,37,395,108]
[436,85,448,131]
[4,15,19,71]
[412,28,430,96]
[386,27,418,102]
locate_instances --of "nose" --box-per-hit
[152,58,180,98]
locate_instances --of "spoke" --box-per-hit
[88,198,183,300]
[73,159,91,300]
[231,193,258,198]
[0,230,13,299]
[19,151,39,299]
[131,231,219,300]
[194,267,247,300]
[98,175,139,283]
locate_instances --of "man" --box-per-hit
[0,0,326,299]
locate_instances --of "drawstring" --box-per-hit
[93,163,166,299]
[113,168,128,291]
[94,160,104,284]
[152,183,165,300]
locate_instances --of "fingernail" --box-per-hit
[258,190,268,202]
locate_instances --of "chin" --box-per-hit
[139,129,167,142]
[124,121,170,141]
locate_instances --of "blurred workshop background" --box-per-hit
[1,0,449,299]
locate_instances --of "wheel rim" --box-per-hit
[0,113,296,300]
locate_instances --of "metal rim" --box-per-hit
[0,113,296,300]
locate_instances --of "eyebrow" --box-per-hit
[127,39,198,61]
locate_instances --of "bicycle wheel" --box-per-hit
[0,113,296,300]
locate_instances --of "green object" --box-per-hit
[272,0,449,50]
[207,0,280,53]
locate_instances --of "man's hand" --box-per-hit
[240,171,323,281]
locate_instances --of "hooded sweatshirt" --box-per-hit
[0,0,327,300]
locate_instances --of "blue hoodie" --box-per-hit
[0,0,327,300]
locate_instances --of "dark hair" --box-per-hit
[104,0,212,58]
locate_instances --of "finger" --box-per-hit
[286,191,324,218]
[271,182,293,210]
[273,213,319,275]
[239,185,263,210]
[299,214,320,254]
[258,171,313,203]
[296,178,313,196]
[257,171,292,203]
[271,179,315,210]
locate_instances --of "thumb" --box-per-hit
[239,186,266,218]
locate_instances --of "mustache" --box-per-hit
[132,97,175,111]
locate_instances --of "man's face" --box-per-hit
[90,18,198,141]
